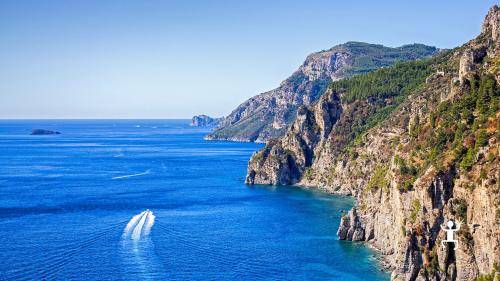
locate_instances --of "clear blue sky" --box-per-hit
[0,0,497,119]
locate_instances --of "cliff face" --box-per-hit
[246,6,500,281]
[206,42,439,143]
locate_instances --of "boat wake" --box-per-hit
[112,169,151,180]
[120,210,164,279]
[122,210,155,240]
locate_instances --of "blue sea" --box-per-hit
[0,120,389,280]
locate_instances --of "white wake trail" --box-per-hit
[132,211,149,240]
[123,210,156,240]
[123,211,147,235]
[142,211,155,236]
[120,210,162,279]
[112,170,151,180]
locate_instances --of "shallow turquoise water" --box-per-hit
[0,120,389,280]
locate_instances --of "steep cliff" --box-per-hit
[246,6,500,281]
[206,42,439,143]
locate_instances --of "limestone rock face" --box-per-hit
[481,5,500,43]
[245,89,342,185]
[459,48,488,82]
[459,50,476,82]
[206,42,439,143]
[337,208,365,241]
[246,6,500,281]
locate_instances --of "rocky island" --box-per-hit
[246,6,499,281]
[205,42,440,143]
[190,115,222,127]
[31,129,61,135]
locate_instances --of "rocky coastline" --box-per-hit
[245,6,500,281]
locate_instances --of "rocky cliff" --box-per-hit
[206,42,439,143]
[246,6,500,281]
[190,115,222,127]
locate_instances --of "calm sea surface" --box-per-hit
[0,120,389,280]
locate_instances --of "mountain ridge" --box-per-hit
[205,42,440,143]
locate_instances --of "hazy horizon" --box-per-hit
[0,118,194,120]
[0,0,497,119]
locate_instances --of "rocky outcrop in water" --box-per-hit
[246,5,500,280]
[190,115,222,127]
[206,42,440,143]
[31,129,61,135]
[337,208,365,241]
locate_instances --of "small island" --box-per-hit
[31,129,61,135]
[190,115,222,127]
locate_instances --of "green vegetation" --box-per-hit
[399,178,416,192]
[303,168,315,181]
[409,199,421,223]
[332,60,433,103]
[209,110,272,141]
[409,75,499,173]
[475,129,489,147]
[326,54,496,194]
[395,155,418,176]
[394,154,419,192]
[336,42,437,77]
[367,164,389,190]
[475,266,498,281]
[460,148,478,171]
[410,115,421,137]
[451,198,468,222]
[400,225,407,237]
[328,59,434,153]
[429,111,436,127]
[424,246,440,274]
